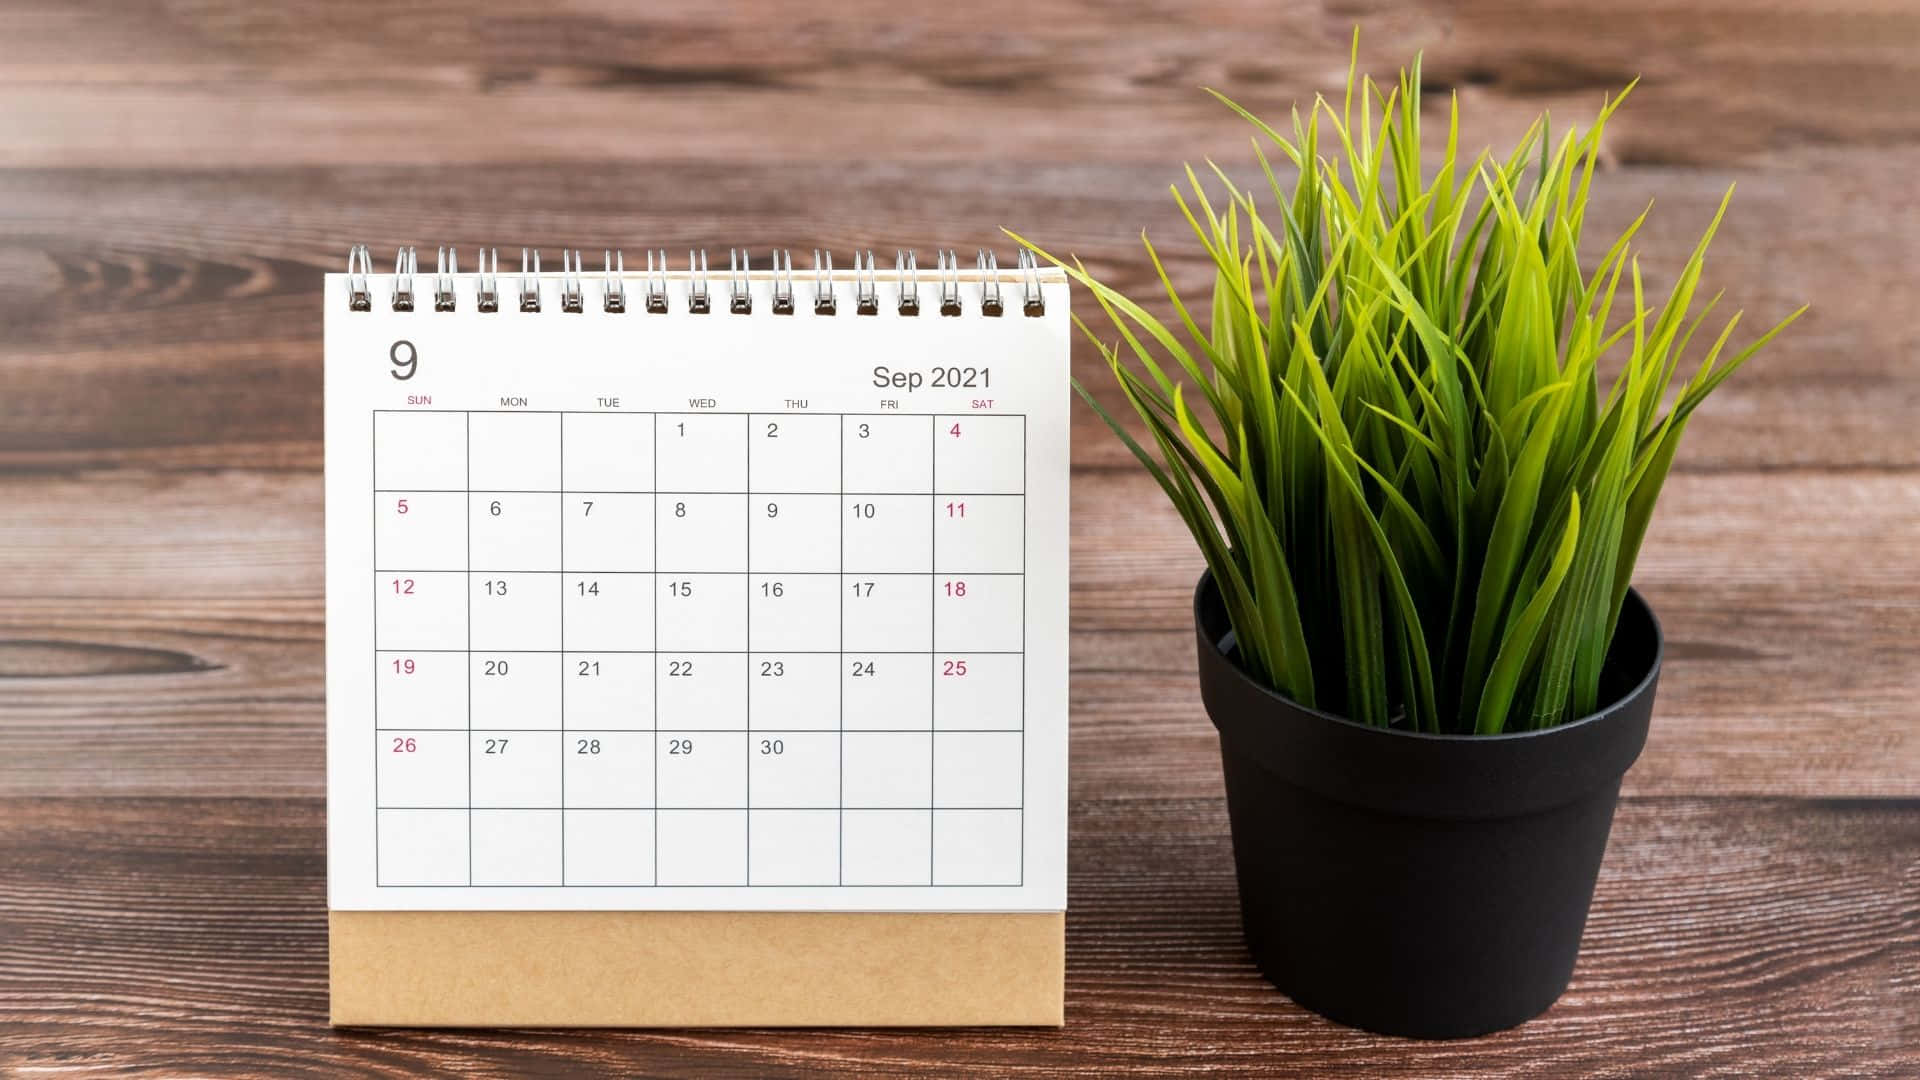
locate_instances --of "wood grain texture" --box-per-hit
[0,795,1913,1077]
[1,468,1915,800]
[0,0,1913,1073]
[0,1,1915,167]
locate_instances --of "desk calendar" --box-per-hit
[326,248,1068,1026]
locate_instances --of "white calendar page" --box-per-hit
[324,271,1069,911]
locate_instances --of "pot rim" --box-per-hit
[1193,570,1664,741]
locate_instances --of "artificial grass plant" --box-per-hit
[1015,45,1803,735]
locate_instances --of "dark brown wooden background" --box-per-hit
[1,1,1915,1075]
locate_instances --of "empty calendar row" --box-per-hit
[379,729,1022,809]
[376,492,1022,574]
[377,572,1024,652]
[375,411,1025,495]
[379,651,1021,731]
[379,808,1021,887]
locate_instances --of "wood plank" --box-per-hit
[0,141,1904,476]
[0,794,1910,1075]
[0,467,1913,798]
[0,2,1915,167]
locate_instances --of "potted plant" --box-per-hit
[1015,46,1803,1038]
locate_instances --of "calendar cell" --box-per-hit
[471,730,562,807]
[563,809,655,886]
[843,653,932,730]
[470,651,561,730]
[843,495,933,573]
[376,491,466,571]
[563,652,654,730]
[564,572,654,652]
[656,810,747,886]
[471,809,562,885]
[749,573,839,652]
[934,414,1024,494]
[656,573,747,651]
[469,412,560,491]
[843,414,933,494]
[561,413,655,492]
[375,571,466,651]
[749,652,839,730]
[469,571,562,651]
[563,731,655,808]
[933,809,1022,886]
[657,731,746,807]
[656,494,748,572]
[842,810,931,886]
[657,652,746,730]
[842,574,933,652]
[933,494,1024,574]
[933,574,1023,652]
[748,810,839,886]
[377,809,468,885]
[748,731,840,808]
[470,491,561,572]
[374,412,466,491]
[934,653,1022,730]
[843,731,932,808]
[562,493,654,573]
[749,413,839,493]
[376,730,467,807]
[376,651,466,729]
[750,494,839,573]
[656,414,747,492]
[934,732,1022,808]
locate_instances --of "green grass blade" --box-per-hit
[1477,494,1582,733]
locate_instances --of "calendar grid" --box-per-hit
[652,416,660,886]
[557,415,565,884]
[370,648,1025,654]
[464,412,473,886]
[372,409,1026,888]
[838,414,845,886]
[929,414,937,882]
[376,489,1025,497]
[372,414,382,885]
[381,806,1025,811]
[377,727,1023,733]
[742,412,750,883]
[376,571,1026,578]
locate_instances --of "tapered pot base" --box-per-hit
[1194,574,1663,1039]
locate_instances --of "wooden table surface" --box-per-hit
[1,1,1914,1075]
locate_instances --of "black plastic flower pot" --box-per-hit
[1193,571,1663,1039]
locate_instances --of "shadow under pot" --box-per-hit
[1192,571,1663,1039]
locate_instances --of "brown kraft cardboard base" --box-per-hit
[330,910,1064,1027]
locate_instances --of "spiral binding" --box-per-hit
[344,246,1049,318]
[391,248,417,312]
[728,249,752,315]
[602,251,626,313]
[346,245,373,311]
[433,247,458,312]
[560,250,584,314]
[852,251,879,316]
[519,249,541,313]
[771,250,795,315]
[687,250,712,314]
[476,248,499,313]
